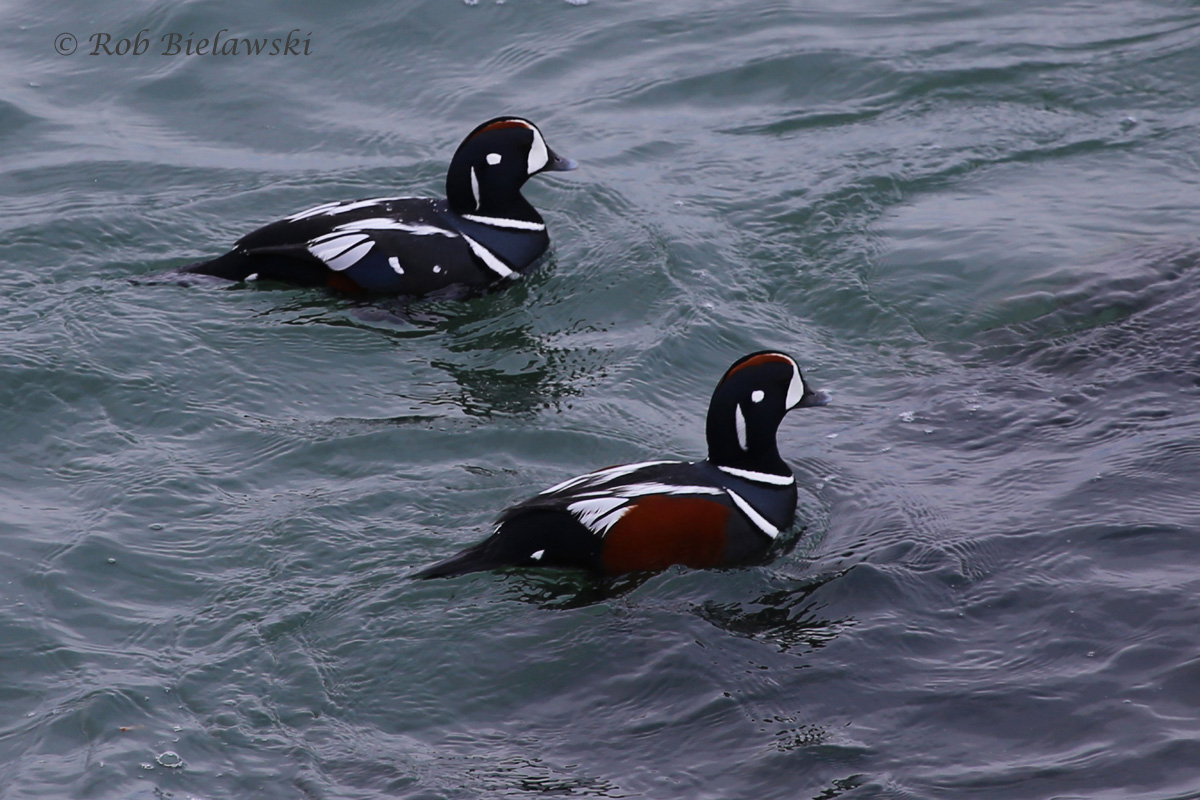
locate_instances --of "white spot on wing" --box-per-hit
[527,127,549,174]
[388,256,404,275]
[531,549,545,561]
[245,273,259,281]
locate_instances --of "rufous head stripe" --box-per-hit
[468,119,533,141]
[723,352,796,382]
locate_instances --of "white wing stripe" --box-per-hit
[568,497,631,535]
[287,197,400,222]
[333,218,458,237]
[325,240,374,271]
[540,460,677,495]
[308,233,369,263]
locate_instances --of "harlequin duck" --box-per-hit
[178,116,576,295]
[416,351,829,578]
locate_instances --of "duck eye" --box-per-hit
[486,153,502,165]
[751,390,765,403]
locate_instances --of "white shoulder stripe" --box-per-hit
[726,489,779,539]
[462,214,545,231]
[461,234,514,278]
[717,466,794,486]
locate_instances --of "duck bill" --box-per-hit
[543,146,578,172]
[793,387,830,409]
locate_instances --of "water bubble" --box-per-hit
[156,751,184,769]
[141,763,154,770]
[826,433,838,439]
[107,558,116,564]
[149,523,164,531]
[898,411,915,423]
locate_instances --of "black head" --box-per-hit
[705,351,828,475]
[445,117,576,219]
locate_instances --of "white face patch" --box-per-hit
[487,152,502,166]
[527,127,549,174]
[785,357,806,409]
[735,404,747,451]
[751,390,765,404]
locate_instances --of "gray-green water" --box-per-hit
[4,1,1200,798]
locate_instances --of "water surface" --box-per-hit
[3,1,1200,798]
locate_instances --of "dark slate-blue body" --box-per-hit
[179,117,575,296]
[417,352,831,579]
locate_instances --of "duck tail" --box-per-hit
[413,543,505,579]
[178,252,257,281]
